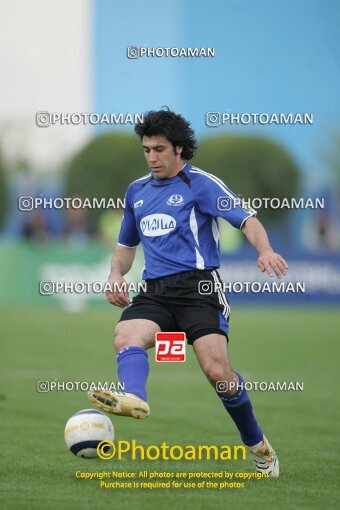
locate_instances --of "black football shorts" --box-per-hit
[119,269,230,344]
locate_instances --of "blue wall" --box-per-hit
[93,0,340,182]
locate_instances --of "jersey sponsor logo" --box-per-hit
[133,199,144,208]
[155,332,186,362]
[140,214,176,237]
[167,194,184,206]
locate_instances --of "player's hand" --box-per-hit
[257,250,288,278]
[105,273,129,307]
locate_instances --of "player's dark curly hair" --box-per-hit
[134,108,198,160]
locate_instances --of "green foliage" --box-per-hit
[192,135,300,224]
[65,132,300,227]
[320,131,340,188]
[64,133,146,221]
[0,152,8,229]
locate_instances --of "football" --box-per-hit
[64,409,114,458]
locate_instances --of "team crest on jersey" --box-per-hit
[167,194,184,206]
[134,199,144,208]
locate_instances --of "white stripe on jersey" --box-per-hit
[190,166,254,215]
[212,218,219,246]
[131,172,152,184]
[190,166,239,199]
[189,206,205,269]
[195,248,205,269]
[190,206,199,245]
[117,242,139,248]
[212,270,230,319]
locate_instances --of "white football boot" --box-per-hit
[249,435,279,477]
[88,389,150,419]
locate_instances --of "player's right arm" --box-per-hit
[105,184,140,307]
[106,245,136,307]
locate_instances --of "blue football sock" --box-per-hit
[217,372,263,447]
[117,346,149,401]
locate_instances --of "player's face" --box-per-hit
[142,135,183,180]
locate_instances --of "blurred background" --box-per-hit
[1,3,339,508]
[0,0,339,310]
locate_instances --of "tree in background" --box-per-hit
[322,131,340,189]
[0,151,8,229]
[192,135,300,226]
[64,132,147,239]
[65,132,300,240]
[65,132,145,212]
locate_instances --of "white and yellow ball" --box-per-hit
[64,409,114,458]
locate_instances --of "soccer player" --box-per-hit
[89,109,288,477]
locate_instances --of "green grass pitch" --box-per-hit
[0,306,339,510]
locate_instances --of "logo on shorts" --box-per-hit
[155,332,186,362]
[167,194,184,206]
[140,214,176,237]
[134,199,144,208]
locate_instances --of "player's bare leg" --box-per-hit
[193,333,279,477]
[88,319,159,419]
[193,333,237,395]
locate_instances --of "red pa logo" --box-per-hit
[155,332,186,362]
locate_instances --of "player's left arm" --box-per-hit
[242,216,288,278]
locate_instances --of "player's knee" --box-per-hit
[113,324,127,351]
[114,324,144,352]
[114,332,130,353]
[202,363,234,385]
[203,365,239,396]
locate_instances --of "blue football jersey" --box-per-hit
[118,163,255,279]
